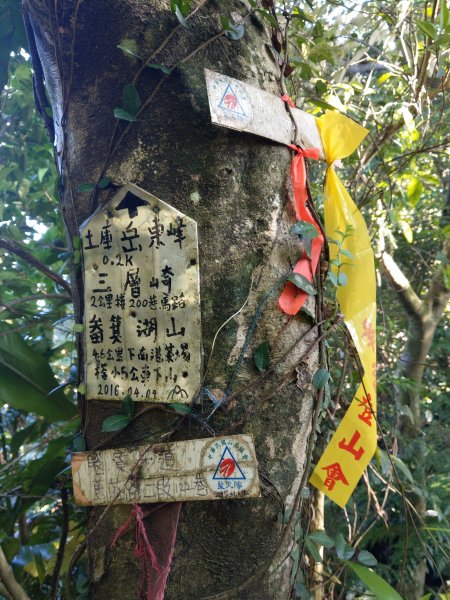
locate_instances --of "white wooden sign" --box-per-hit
[72,435,260,505]
[80,183,201,403]
[205,68,324,157]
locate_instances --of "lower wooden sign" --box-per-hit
[72,435,260,505]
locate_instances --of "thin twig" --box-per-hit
[50,487,69,600]
[0,239,72,296]
[0,546,30,600]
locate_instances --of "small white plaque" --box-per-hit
[205,68,324,157]
[72,435,260,505]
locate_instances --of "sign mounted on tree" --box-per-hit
[80,183,201,404]
[205,68,324,154]
[71,435,260,505]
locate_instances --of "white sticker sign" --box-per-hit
[80,183,201,403]
[205,68,324,157]
[72,435,260,505]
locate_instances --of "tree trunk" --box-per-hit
[23,1,319,598]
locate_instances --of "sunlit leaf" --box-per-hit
[416,19,437,39]
[346,561,403,600]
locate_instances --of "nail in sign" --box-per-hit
[80,183,201,403]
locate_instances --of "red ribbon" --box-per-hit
[278,145,323,315]
[111,502,180,600]
[281,94,295,108]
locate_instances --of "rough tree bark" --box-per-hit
[23,1,320,599]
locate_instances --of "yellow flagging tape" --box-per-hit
[309,111,377,508]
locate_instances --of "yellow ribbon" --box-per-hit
[309,111,377,508]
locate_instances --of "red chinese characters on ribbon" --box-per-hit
[362,318,376,352]
[338,430,365,461]
[322,462,349,491]
[358,393,374,426]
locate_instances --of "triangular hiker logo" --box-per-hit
[212,446,246,480]
[218,84,246,116]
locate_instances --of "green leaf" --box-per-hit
[440,0,449,27]
[416,19,437,39]
[358,550,377,566]
[2,536,20,562]
[23,437,70,496]
[254,341,270,372]
[293,583,309,599]
[335,533,355,560]
[117,41,141,60]
[10,421,41,456]
[392,455,414,483]
[407,177,423,207]
[78,183,95,193]
[0,325,76,421]
[307,530,334,548]
[256,9,279,27]
[399,219,413,243]
[174,4,187,26]
[33,547,46,584]
[377,72,392,84]
[346,561,403,600]
[305,537,322,563]
[73,323,84,333]
[338,272,348,286]
[121,394,135,419]
[328,271,338,286]
[220,15,231,30]
[290,221,319,239]
[101,414,131,432]
[312,368,330,389]
[340,248,354,259]
[306,97,338,111]
[169,402,192,414]
[123,83,141,116]
[315,79,328,96]
[37,167,48,182]
[98,176,111,189]
[300,306,316,321]
[286,273,317,295]
[114,108,137,122]
[147,63,171,75]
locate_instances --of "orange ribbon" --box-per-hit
[278,144,323,315]
[281,94,295,108]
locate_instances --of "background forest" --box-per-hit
[0,0,448,598]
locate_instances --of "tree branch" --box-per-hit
[0,582,13,600]
[381,252,423,320]
[0,239,73,297]
[0,546,31,600]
